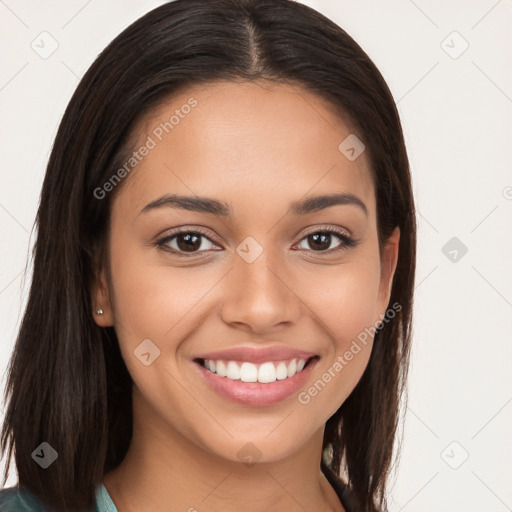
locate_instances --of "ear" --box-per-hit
[91,262,115,327]
[376,227,400,322]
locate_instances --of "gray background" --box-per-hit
[1,1,511,510]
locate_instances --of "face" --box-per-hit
[93,80,399,464]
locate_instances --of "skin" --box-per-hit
[93,80,400,512]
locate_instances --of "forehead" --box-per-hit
[118,80,375,220]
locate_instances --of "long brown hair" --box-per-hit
[0,1,416,510]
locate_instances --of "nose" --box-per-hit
[219,246,302,334]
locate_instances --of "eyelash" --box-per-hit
[155,226,358,257]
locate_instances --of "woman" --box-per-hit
[0,1,416,511]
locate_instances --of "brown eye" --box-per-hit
[296,229,356,253]
[175,232,203,252]
[305,233,334,251]
[157,229,219,255]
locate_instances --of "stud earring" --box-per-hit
[96,309,104,316]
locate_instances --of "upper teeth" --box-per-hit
[203,358,308,383]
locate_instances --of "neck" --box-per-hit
[103,388,344,512]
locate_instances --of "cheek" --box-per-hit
[106,242,214,421]
[299,258,381,345]
[108,236,216,341]
[295,260,381,406]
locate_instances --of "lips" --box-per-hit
[191,345,320,406]
[193,355,319,406]
[193,346,317,364]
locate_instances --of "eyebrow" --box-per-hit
[139,192,368,217]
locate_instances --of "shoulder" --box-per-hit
[0,486,47,511]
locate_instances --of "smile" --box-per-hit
[193,355,320,406]
[199,357,310,383]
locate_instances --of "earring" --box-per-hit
[96,308,104,316]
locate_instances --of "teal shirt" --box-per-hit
[0,482,118,511]
[0,465,365,511]
[95,483,118,512]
